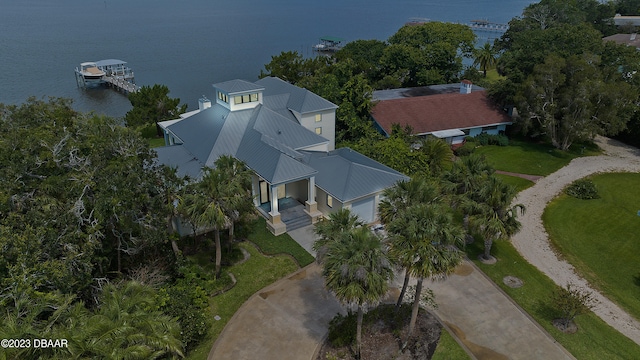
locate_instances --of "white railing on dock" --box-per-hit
[104,76,140,94]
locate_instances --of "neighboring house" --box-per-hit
[155,77,407,235]
[603,33,640,49]
[613,14,640,27]
[370,81,512,146]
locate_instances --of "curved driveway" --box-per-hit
[511,136,640,344]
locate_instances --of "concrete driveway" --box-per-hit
[208,263,344,360]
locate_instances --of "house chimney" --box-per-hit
[198,96,212,110]
[460,80,472,94]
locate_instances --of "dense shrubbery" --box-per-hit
[328,312,358,347]
[565,179,599,200]
[474,133,509,146]
[159,262,220,350]
[454,141,476,156]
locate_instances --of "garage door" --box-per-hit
[351,197,375,223]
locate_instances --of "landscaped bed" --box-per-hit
[543,172,640,321]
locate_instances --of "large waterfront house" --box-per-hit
[370,81,512,146]
[155,77,408,235]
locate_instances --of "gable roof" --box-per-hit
[302,148,409,203]
[371,90,511,136]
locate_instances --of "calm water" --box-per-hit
[0,0,533,118]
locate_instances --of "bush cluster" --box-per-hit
[454,141,476,156]
[159,263,217,350]
[474,133,509,146]
[565,179,599,200]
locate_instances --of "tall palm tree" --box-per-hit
[473,42,498,77]
[387,204,464,346]
[181,167,234,279]
[379,175,440,308]
[214,155,254,245]
[472,176,525,261]
[315,226,393,360]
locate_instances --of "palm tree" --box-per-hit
[418,138,453,176]
[472,176,525,261]
[84,281,184,359]
[378,176,440,308]
[315,225,393,360]
[313,208,365,255]
[473,42,498,77]
[387,204,464,346]
[214,155,254,245]
[181,167,234,279]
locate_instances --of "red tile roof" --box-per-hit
[371,90,511,136]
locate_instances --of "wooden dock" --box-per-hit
[104,76,140,94]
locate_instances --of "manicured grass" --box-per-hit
[466,240,640,360]
[248,217,315,267]
[474,138,599,176]
[544,173,640,321]
[186,242,298,359]
[432,327,471,360]
[147,137,165,148]
[494,173,534,193]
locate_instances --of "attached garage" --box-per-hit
[350,197,375,223]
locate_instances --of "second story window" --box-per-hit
[218,92,228,103]
[315,114,322,122]
[234,93,259,105]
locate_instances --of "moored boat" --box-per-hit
[75,62,106,87]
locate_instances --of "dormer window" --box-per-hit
[217,91,228,103]
[234,92,259,105]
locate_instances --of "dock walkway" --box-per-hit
[104,76,140,94]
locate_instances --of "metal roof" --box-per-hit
[154,145,203,179]
[302,148,408,202]
[95,59,127,67]
[256,77,337,114]
[213,79,264,94]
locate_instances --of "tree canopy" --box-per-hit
[125,84,187,133]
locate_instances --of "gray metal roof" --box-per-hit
[154,145,203,179]
[256,77,337,114]
[213,79,264,94]
[302,148,409,202]
[166,105,230,163]
[95,59,127,67]
[252,105,327,150]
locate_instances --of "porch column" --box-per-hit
[304,176,323,224]
[270,184,279,216]
[267,183,286,236]
[251,176,260,207]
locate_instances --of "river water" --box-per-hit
[0,0,533,118]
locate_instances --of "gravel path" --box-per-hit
[511,136,640,345]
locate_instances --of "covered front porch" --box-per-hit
[252,175,323,235]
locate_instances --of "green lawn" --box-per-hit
[474,138,599,176]
[432,327,471,360]
[247,217,315,267]
[466,239,640,359]
[494,173,534,193]
[544,172,640,321]
[186,242,299,359]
